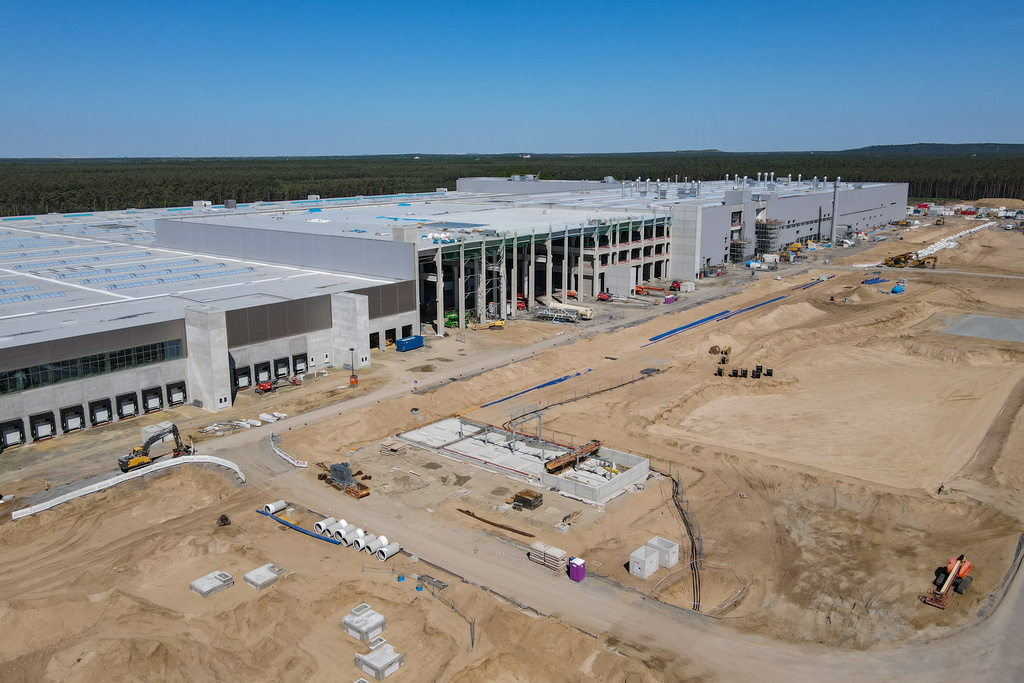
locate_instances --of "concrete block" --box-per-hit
[629,546,659,580]
[190,570,234,598]
[354,643,404,680]
[244,563,285,590]
[343,603,387,642]
[646,537,680,569]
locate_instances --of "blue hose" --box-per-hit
[257,508,341,545]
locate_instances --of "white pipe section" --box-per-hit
[377,542,401,562]
[337,524,358,544]
[314,517,337,535]
[326,521,347,538]
[366,535,388,554]
[355,533,376,552]
[264,500,287,514]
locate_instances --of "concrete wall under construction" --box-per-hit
[539,447,649,503]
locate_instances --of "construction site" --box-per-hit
[4,199,1024,681]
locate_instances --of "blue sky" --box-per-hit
[1,0,1021,156]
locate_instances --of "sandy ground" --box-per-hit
[4,215,1024,680]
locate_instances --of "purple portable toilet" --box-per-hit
[569,557,586,582]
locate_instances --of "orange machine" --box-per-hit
[634,285,667,296]
[922,554,973,609]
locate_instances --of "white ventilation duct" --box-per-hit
[366,535,389,554]
[264,500,286,514]
[377,542,401,562]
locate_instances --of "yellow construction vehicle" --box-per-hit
[118,423,192,472]
[936,217,945,226]
[884,252,938,269]
[911,255,938,268]
[471,319,505,330]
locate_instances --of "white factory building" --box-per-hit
[0,175,906,449]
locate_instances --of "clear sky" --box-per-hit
[1,0,1021,157]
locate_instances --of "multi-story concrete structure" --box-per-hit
[0,175,906,450]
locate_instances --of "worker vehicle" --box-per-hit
[516,294,528,310]
[597,292,611,301]
[565,291,578,300]
[117,423,192,472]
[254,381,276,395]
[471,320,505,330]
[444,311,461,328]
[936,217,945,226]
[922,554,973,609]
[670,281,683,291]
[634,285,667,296]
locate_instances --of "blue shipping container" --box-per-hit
[396,336,424,352]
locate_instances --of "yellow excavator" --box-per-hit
[118,423,193,472]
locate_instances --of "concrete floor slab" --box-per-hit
[943,314,1024,344]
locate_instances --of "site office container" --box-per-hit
[395,336,424,352]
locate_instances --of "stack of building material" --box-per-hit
[379,440,406,456]
[513,489,543,510]
[189,570,234,598]
[243,563,286,591]
[528,541,568,572]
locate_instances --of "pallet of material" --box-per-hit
[513,489,543,510]
[380,440,406,456]
[528,541,568,572]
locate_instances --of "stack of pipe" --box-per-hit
[528,541,568,572]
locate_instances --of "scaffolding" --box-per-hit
[755,218,785,257]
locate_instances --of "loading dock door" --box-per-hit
[235,368,252,389]
[30,413,56,440]
[1,420,25,447]
[167,382,186,406]
[274,358,290,378]
[143,387,163,412]
[89,399,112,426]
[116,393,138,418]
[293,354,307,373]
[60,405,85,433]
[255,362,271,383]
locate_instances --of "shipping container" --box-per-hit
[395,335,424,352]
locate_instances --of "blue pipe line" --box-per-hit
[479,369,592,409]
[715,295,788,321]
[257,508,341,545]
[647,310,730,343]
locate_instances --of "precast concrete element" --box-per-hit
[336,524,358,544]
[354,644,404,680]
[190,570,234,598]
[314,517,338,535]
[377,542,401,562]
[365,535,388,554]
[646,537,680,569]
[264,500,287,514]
[630,545,660,579]
[355,533,376,552]
[11,455,246,520]
[343,603,387,642]
[244,563,285,591]
[269,434,309,467]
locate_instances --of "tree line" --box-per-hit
[1,145,1022,217]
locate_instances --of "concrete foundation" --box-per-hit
[189,570,234,598]
[342,603,387,642]
[244,563,285,590]
[354,644,404,681]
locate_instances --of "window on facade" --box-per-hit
[0,339,183,396]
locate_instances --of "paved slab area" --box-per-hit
[944,314,1024,344]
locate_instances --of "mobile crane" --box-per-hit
[117,423,193,472]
